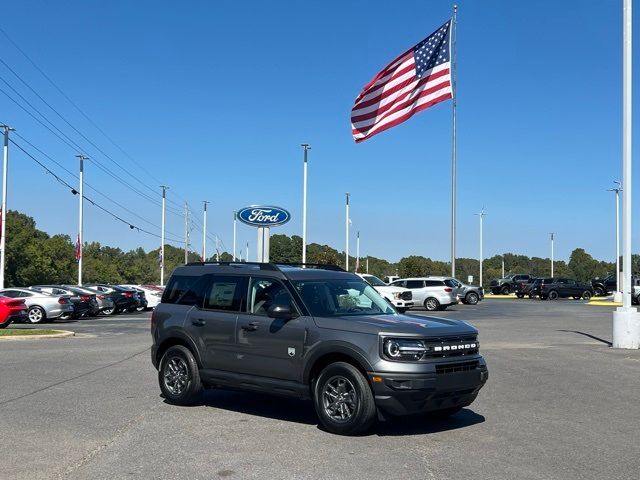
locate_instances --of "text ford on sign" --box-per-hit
[237,206,291,227]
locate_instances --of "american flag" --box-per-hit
[351,20,453,143]
[75,234,81,261]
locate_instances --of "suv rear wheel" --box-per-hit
[424,298,440,311]
[500,285,510,295]
[594,286,605,297]
[313,362,376,435]
[548,290,559,300]
[465,292,479,305]
[582,291,592,300]
[159,345,202,405]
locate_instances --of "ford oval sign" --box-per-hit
[237,206,291,227]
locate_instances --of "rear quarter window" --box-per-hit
[162,275,200,304]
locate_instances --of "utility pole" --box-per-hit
[450,3,458,278]
[233,211,237,261]
[0,125,13,290]
[160,186,168,285]
[356,231,360,272]
[613,0,639,349]
[246,241,249,263]
[76,154,88,285]
[202,201,210,262]
[476,208,485,287]
[550,233,555,277]
[502,255,505,278]
[184,202,190,264]
[345,193,350,271]
[608,181,622,302]
[366,257,369,274]
[301,144,310,264]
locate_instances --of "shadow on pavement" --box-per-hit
[557,329,612,346]
[375,408,485,436]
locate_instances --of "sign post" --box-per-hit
[237,206,290,263]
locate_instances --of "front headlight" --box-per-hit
[392,292,402,300]
[383,338,427,361]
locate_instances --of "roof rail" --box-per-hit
[184,261,279,271]
[275,263,345,272]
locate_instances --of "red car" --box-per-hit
[0,296,28,329]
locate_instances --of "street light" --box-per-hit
[475,208,486,287]
[550,233,555,277]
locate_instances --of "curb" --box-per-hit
[0,330,75,341]
[587,301,623,307]
[483,294,518,300]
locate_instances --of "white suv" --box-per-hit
[390,277,458,311]
[357,274,414,313]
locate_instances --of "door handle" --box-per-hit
[241,321,259,332]
[191,318,206,326]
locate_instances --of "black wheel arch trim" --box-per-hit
[155,330,204,369]
[302,341,375,385]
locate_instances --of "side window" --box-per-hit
[162,275,200,304]
[176,275,211,307]
[390,280,405,287]
[566,279,576,286]
[406,280,424,289]
[203,276,246,312]
[1,290,18,298]
[424,280,443,287]
[249,278,294,316]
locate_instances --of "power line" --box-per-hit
[10,138,183,244]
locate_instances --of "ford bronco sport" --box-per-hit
[151,262,488,435]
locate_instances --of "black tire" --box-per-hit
[539,295,547,300]
[490,289,499,295]
[127,307,137,313]
[465,292,479,305]
[427,406,462,419]
[528,293,535,299]
[548,290,559,300]
[396,308,408,314]
[594,286,605,297]
[582,291,592,301]
[500,285,510,295]
[438,305,448,311]
[313,362,376,436]
[26,306,46,324]
[0,320,10,329]
[159,345,202,406]
[516,294,524,299]
[424,297,440,311]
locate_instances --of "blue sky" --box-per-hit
[0,0,638,263]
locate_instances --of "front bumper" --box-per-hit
[369,362,488,416]
[392,300,414,309]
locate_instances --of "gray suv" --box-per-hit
[151,263,488,435]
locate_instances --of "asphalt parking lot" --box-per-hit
[1,300,639,480]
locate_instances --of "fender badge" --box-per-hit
[288,347,296,357]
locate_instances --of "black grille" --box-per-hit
[400,291,412,301]
[422,335,479,359]
[435,361,479,375]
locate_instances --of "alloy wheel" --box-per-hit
[322,376,358,423]
[163,356,189,396]
[425,298,438,311]
[28,308,43,323]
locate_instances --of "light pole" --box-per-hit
[476,209,486,287]
[613,0,639,349]
[233,211,237,261]
[301,144,310,264]
[202,201,210,262]
[0,125,13,289]
[608,182,622,302]
[76,154,88,285]
[160,185,168,286]
[184,202,190,264]
[502,255,505,278]
[345,193,350,271]
[550,233,555,277]
[356,231,360,272]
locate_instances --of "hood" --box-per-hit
[373,285,408,294]
[313,313,477,337]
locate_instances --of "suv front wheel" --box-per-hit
[159,345,202,405]
[313,362,376,436]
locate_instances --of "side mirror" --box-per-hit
[267,304,297,320]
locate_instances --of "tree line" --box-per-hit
[2,210,629,287]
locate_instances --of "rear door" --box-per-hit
[186,275,246,372]
[232,277,306,381]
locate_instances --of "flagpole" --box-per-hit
[450,4,458,278]
[345,193,350,271]
[301,144,310,264]
[0,125,13,290]
[76,154,87,286]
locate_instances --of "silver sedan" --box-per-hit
[0,288,74,324]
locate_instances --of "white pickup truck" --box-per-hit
[357,273,414,313]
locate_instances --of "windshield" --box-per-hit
[362,275,387,287]
[293,278,396,317]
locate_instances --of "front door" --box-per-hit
[233,277,307,381]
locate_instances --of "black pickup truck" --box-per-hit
[539,278,594,300]
[591,274,617,297]
[489,274,532,295]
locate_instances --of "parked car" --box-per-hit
[390,277,458,311]
[119,285,154,311]
[0,288,74,324]
[383,275,400,284]
[152,262,487,435]
[68,286,115,315]
[84,284,138,314]
[539,278,594,300]
[356,274,413,313]
[440,278,484,305]
[0,296,27,328]
[515,278,538,298]
[32,285,98,318]
[591,274,617,297]
[489,274,532,295]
